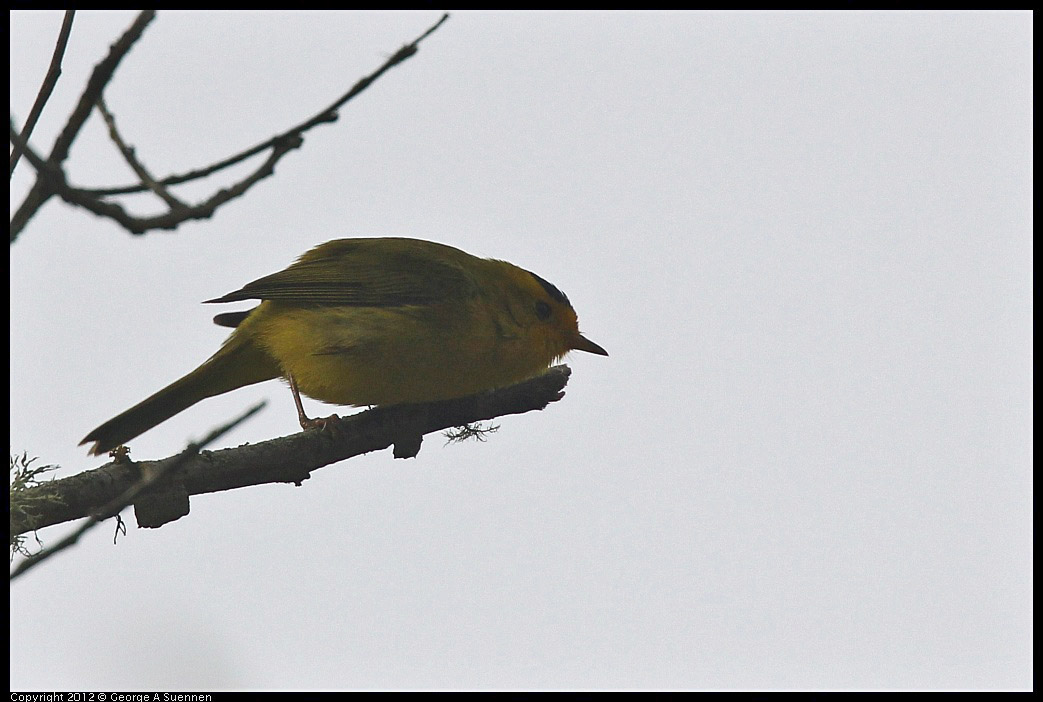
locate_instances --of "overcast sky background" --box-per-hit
[10,10,1031,691]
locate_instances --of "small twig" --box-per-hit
[9,401,265,581]
[45,11,156,174]
[96,96,188,211]
[9,119,75,196]
[10,119,302,234]
[79,12,450,198]
[444,422,499,445]
[9,10,76,177]
[12,12,450,239]
[10,10,156,241]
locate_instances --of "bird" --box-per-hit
[81,237,607,456]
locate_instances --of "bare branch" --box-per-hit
[11,11,450,239]
[9,366,573,540]
[9,401,265,581]
[10,119,302,234]
[79,12,451,198]
[96,96,189,211]
[11,10,156,240]
[9,10,76,177]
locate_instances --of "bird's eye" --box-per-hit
[535,301,552,321]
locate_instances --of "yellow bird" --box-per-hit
[81,237,607,456]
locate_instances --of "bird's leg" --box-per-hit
[289,374,339,430]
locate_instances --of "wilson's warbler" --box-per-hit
[81,237,607,456]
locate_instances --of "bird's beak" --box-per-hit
[570,333,609,356]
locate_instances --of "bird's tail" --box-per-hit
[80,335,281,456]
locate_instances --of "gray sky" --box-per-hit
[10,10,1032,691]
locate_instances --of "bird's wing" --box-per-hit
[204,239,478,308]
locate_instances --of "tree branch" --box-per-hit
[10,10,155,240]
[10,365,573,540]
[11,11,451,240]
[96,96,189,211]
[11,120,305,234]
[80,12,450,198]
[9,10,76,177]
[10,402,265,581]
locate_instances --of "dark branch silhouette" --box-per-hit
[10,11,450,240]
[11,10,156,240]
[10,402,266,581]
[10,366,573,542]
[9,10,76,176]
